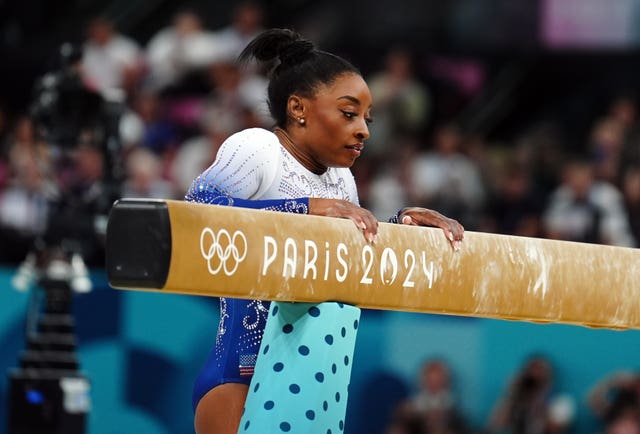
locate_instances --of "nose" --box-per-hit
[355,119,370,141]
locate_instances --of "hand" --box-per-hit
[398,207,464,250]
[309,198,378,243]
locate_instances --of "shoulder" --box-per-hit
[214,128,281,169]
[112,34,141,54]
[221,128,279,151]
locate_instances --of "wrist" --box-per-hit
[388,208,407,224]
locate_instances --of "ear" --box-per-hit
[286,95,306,121]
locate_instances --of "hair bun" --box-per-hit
[278,39,314,64]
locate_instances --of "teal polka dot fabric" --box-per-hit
[240,301,361,433]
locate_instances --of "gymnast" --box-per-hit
[185,28,464,434]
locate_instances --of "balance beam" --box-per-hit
[106,198,640,330]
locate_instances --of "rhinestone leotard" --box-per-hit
[189,128,359,411]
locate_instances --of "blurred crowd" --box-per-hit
[0,2,269,265]
[0,3,638,433]
[0,1,638,266]
[386,356,640,434]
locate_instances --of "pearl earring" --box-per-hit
[298,118,305,125]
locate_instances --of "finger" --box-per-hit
[359,220,367,231]
[362,213,379,243]
[442,229,460,250]
[443,220,464,241]
[401,215,413,225]
[365,228,377,244]
[349,216,374,243]
[444,229,454,243]
[353,216,367,232]
[401,213,421,226]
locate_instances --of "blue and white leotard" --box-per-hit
[186,128,359,411]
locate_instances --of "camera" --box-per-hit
[29,42,124,266]
[7,42,124,434]
[31,43,105,151]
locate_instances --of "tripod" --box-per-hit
[7,246,91,434]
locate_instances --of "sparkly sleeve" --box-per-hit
[187,128,280,199]
[388,210,403,223]
[185,187,309,214]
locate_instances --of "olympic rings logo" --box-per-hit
[200,227,248,276]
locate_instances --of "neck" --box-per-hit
[273,127,326,174]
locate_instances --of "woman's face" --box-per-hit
[299,72,373,169]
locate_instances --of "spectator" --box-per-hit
[0,116,56,262]
[511,123,565,201]
[386,358,471,434]
[485,159,545,237]
[4,116,52,184]
[0,158,54,263]
[170,108,237,195]
[608,94,638,132]
[145,9,224,93]
[409,123,486,229]
[588,116,627,185]
[607,418,640,434]
[588,371,640,434]
[81,16,144,100]
[366,46,432,156]
[118,88,179,157]
[486,355,575,434]
[0,104,10,188]
[203,54,271,128]
[214,1,266,61]
[606,94,640,180]
[622,166,640,245]
[44,138,121,267]
[121,147,175,199]
[365,135,416,220]
[542,157,636,247]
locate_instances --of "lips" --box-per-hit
[346,143,364,152]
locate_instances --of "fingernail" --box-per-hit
[373,234,378,244]
[402,215,412,225]
[448,232,454,241]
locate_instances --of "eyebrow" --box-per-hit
[337,95,360,104]
[337,95,372,109]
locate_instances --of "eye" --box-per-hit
[340,110,357,119]
[341,110,373,125]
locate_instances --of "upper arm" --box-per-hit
[186,128,279,200]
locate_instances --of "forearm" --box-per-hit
[185,188,309,214]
